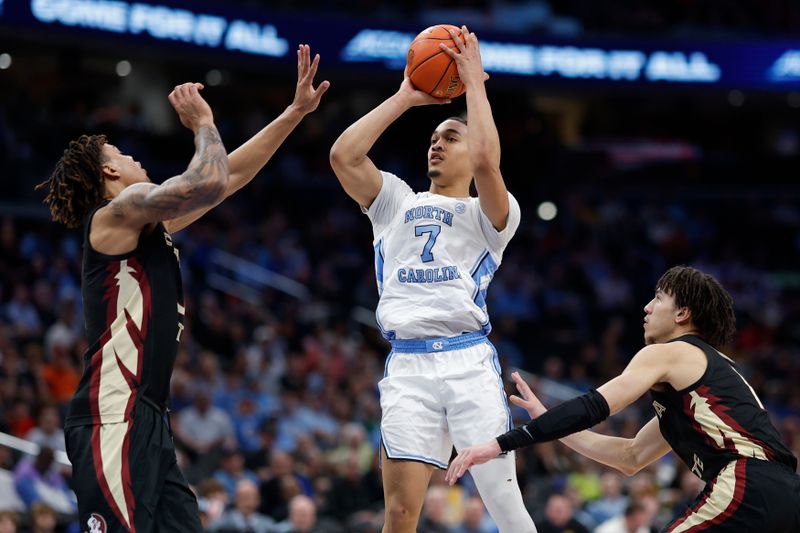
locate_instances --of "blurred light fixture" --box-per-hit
[115,60,132,77]
[537,201,557,221]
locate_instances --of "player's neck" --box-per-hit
[429,181,470,198]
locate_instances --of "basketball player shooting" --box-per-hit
[330,26,537,533]
[36,45,328,533]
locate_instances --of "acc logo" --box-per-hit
[455,202,466,214]
[431,341,444,350]
[87,513,107,533]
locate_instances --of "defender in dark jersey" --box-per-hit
[35,46,329,533]
[448,266,800,532]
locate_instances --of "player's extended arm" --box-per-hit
[109,83,229,228]
[507,372,671,475]
[560,417,671,476]
[445,346,676,484]
[330,72,449,208]
[441,27,507,230]
[164,45,329,234]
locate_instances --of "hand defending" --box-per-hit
[445,439,502,485]
[509,371,547,419]
[168,83,214,132]
[291,44,330,115]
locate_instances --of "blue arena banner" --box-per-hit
[1,0,800,90]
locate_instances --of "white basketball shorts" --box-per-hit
[378,331,512,469]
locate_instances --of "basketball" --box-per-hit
[407,24,466,99]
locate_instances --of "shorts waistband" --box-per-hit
[389,331,487,353]
[138,395,169,414]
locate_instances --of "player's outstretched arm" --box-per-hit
[165,45,329,234]
[508,372,669,475]
[109,83,228,229]
[441,26,507,230]
[446,347,676,484]
[330,71,449,208]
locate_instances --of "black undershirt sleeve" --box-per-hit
[496,389,611,452]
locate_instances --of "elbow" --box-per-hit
[619,443,643,476]
[329,142,344,168]
[330,141,363,173]
[619,464,641,477]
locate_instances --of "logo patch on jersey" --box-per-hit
[691,453,704,477]
[455,202,466,214]
[87,513,107,533]
[653,400,666,418]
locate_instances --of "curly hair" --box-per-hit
[656,266,737,349]
[35,134,108,228]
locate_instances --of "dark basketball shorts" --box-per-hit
[65,397,202,533]
[663,457,800,532]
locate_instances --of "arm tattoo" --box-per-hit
[118,124,229,223]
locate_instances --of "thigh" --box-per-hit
[152,460,202,533]
[379,352,451,469]
[380,446,434,521]
[663,459,799,533]
[443,341,510,450]
[67,421,153,533]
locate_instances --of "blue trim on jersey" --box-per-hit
[375,313,396,341]
[373,239,385,295]
[383,350,394,378]
[471,251,498,308]
[390,331,486,353]
[487,341,513,431]
[380,432,449,470]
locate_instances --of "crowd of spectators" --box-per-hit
[2,33,800,533]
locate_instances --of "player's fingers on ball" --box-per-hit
[439,43,457,58]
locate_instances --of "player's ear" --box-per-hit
[675,306,692,325]
[101,162,121,181]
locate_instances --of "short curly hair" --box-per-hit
[36,134,108,228]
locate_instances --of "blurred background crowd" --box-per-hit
[2,1,800,532]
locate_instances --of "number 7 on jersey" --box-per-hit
[415,224,441,263]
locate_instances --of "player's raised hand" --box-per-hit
[291,44,330,115]
[445,439,502,486]
[509,371,547,419]
[168,82,214,132]
[397,66,452,107]
[439,26,489,89]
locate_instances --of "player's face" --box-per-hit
[643,289,679,344]
[102,143,150,186]
[427,119,471,183]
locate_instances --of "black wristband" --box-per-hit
[497,389,611,452]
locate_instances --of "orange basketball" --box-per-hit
[407,24,466,99]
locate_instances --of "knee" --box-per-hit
[384,501,418,531]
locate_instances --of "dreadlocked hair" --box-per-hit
[656,266,737,349]
[35,134,108,228]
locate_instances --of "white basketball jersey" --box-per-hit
[364,171,521,340]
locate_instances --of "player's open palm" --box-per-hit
[509,371,547,419]
[168,82,214,132]
[446,439,501,485]
[440,26,488,89]
[292,44,330,115]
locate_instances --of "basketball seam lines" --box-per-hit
[431,58,455,96]
[408,47,458,93]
